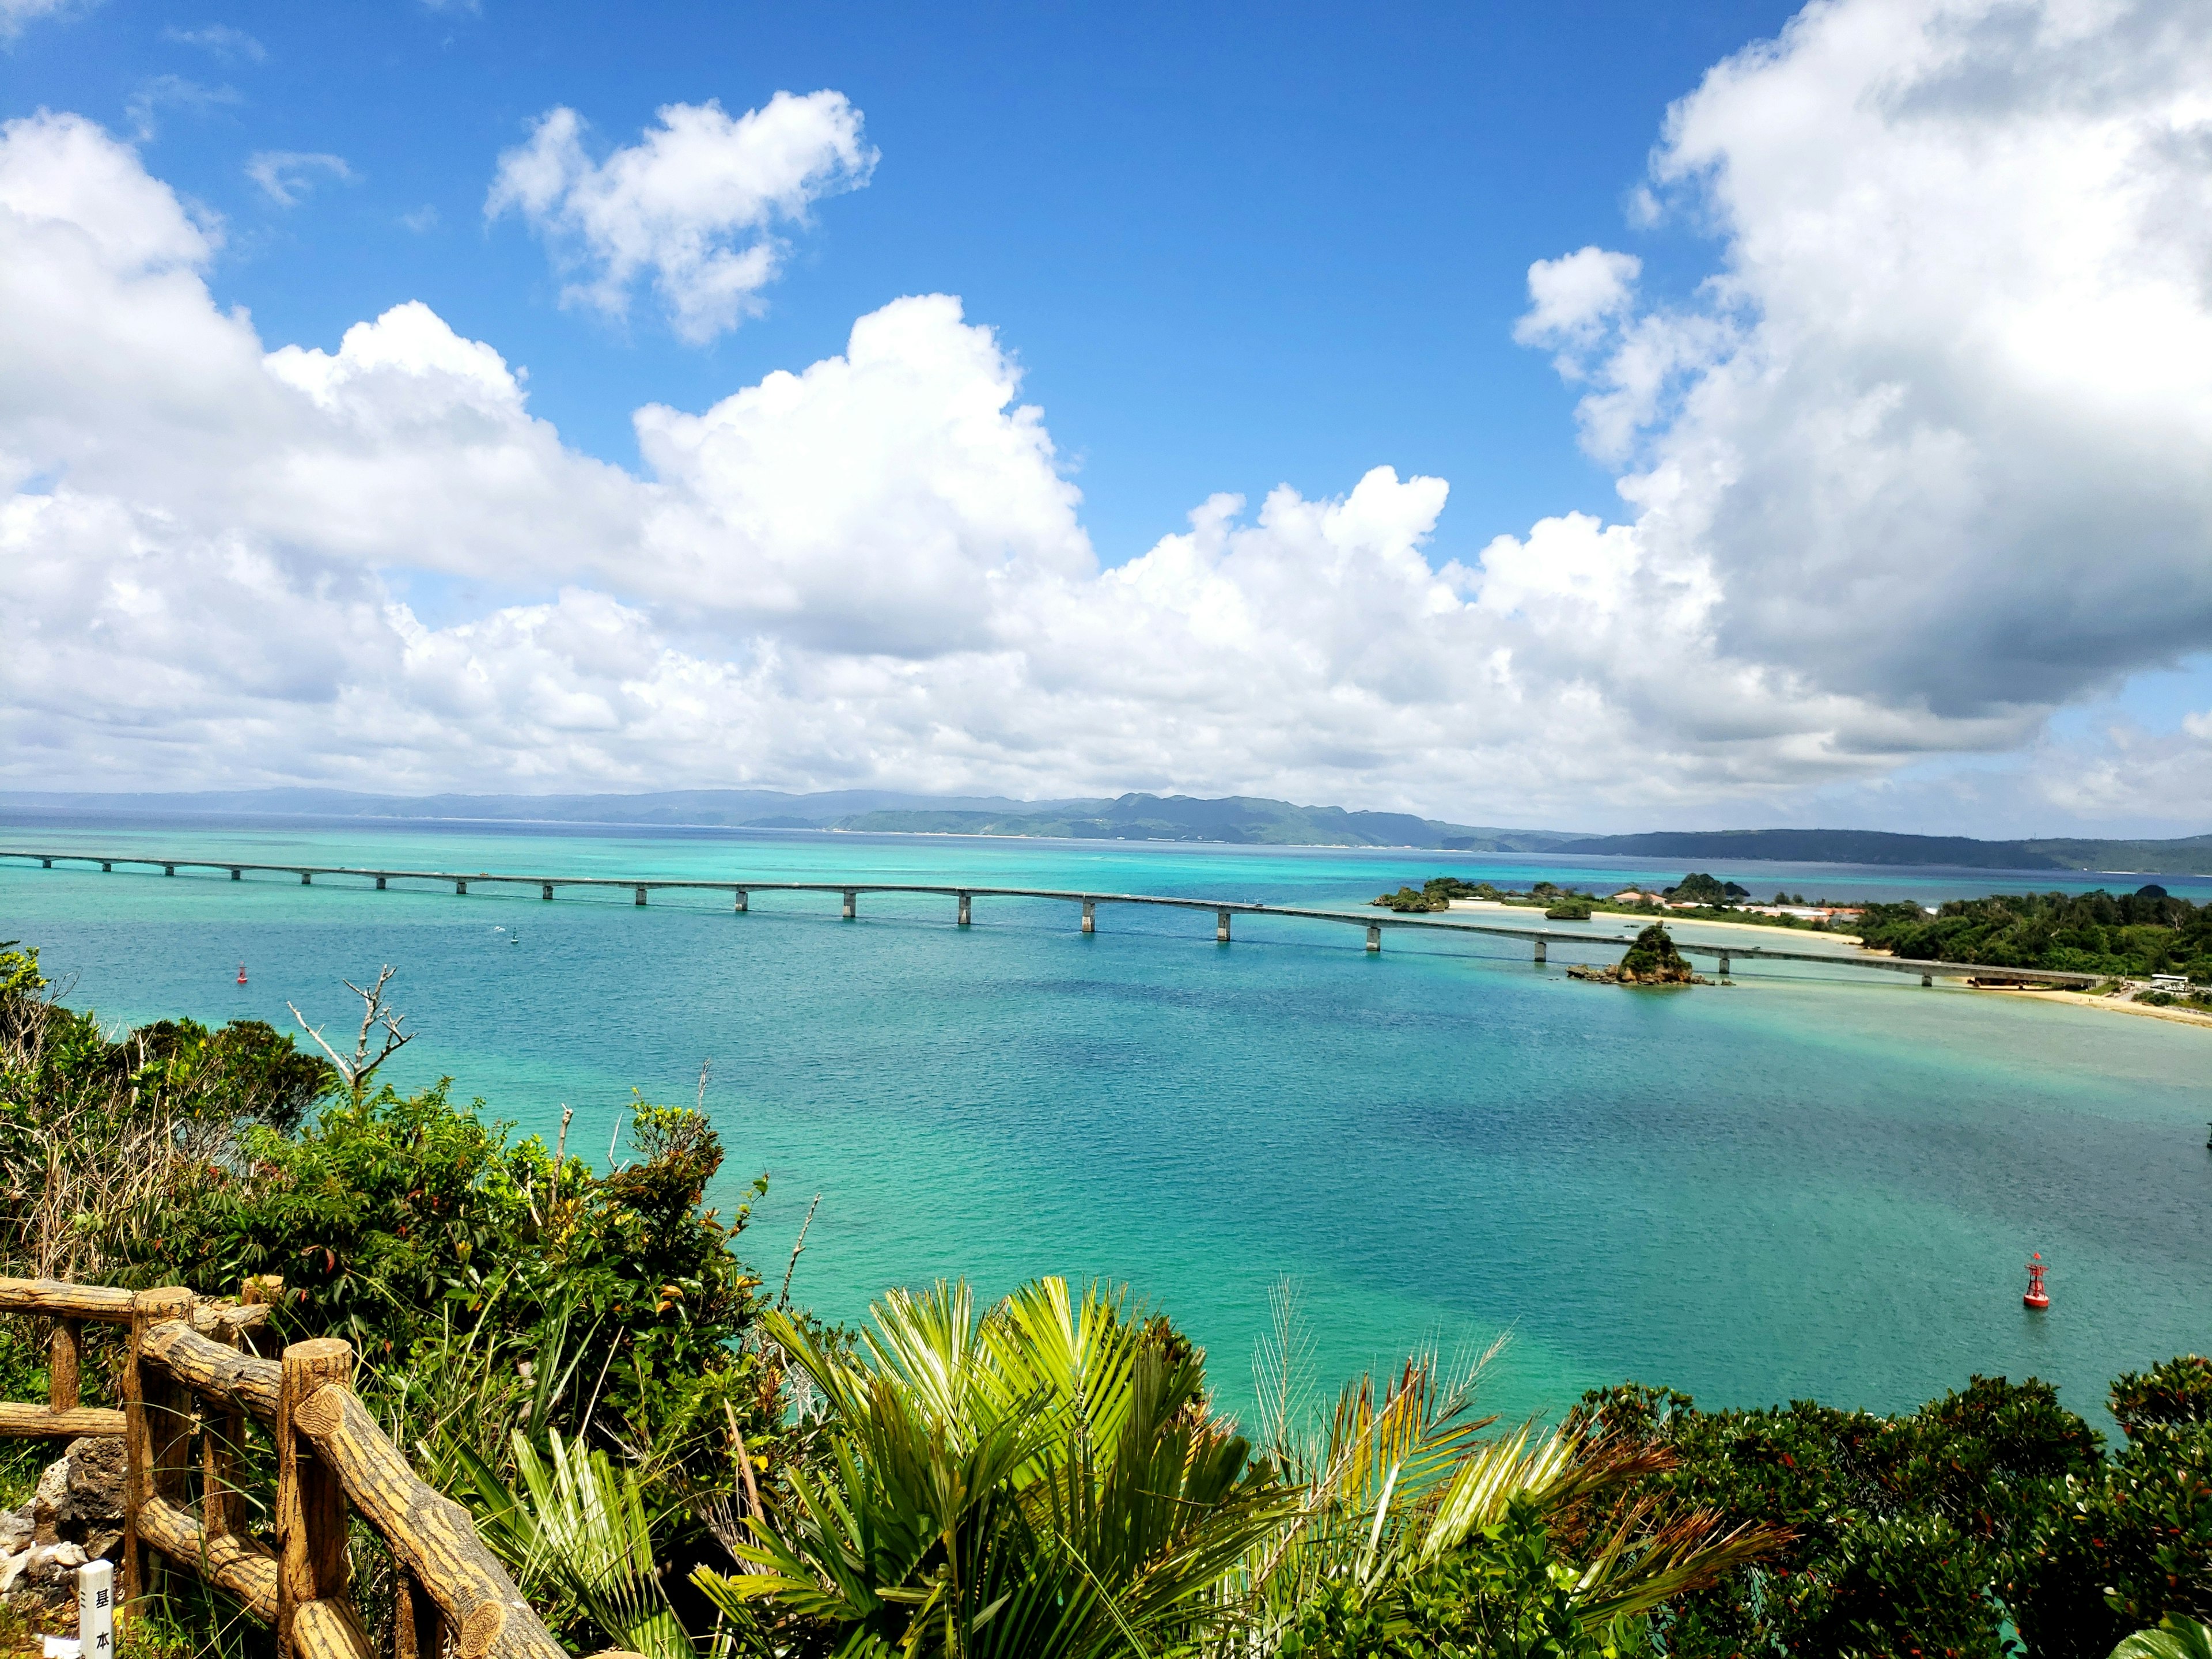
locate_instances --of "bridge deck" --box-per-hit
[0,850,2103,985]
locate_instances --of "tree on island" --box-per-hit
[1666,872,1748,907]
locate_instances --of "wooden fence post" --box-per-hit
[207,1275,285,1548]
[123,1287,194,1616]
[276,1338,354,1658]
[393,1571,444,1659]
[242,1276,285,1355]
[49,1317,81,1414]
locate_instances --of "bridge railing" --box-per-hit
[0,1277,569,1659]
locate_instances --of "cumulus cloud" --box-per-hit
[1513,246,1641,364]
[245,150,354,206]
[486,93,875,343]
[1521,0,2212,732]
[9,0,2212,832]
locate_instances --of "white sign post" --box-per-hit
[77,1558,113,1659]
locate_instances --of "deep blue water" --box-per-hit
[2,817,2206,1430]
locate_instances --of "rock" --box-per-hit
[56,1438,126,1533]
[1568,925,1710,987]
[2,1437,128,1611]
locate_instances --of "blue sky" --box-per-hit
[4,0,2211,834]
[9,0,1798,567]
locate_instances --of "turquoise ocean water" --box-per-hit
[2,817,2207,1430]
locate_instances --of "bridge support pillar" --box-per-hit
[1217,909,1232,944]
[375,876,385,890]
[1922,973,1933,987]
[635,886,647,907]
[229,868,240,881]
[843,890,857,920]
[1533,938,1546,964]
[958,892,971,926]
[164,865,175,877]
[734,889,748,912]
[300,872,311,885]
[101,862,111,873]
[455,880,467,895]
[40,858,49,869]
[1717,952,1730,979]
[1367,925,1381,953]
[1082,899,1095,934]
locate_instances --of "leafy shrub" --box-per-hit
[1572,1375,2103,1656]
[2113,1358,2212,1434]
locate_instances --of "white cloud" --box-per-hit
[161,24,264,63]
[1,0,75,46]
[245,150,355,207]
[10,0,2212,834]
[1524,0,2212,732]
[487,93,875,343]
[126,75,239,142]
[1513,246,1641,362]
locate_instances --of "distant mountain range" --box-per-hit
[4,788,2211,873]
[1558,828,2212,874]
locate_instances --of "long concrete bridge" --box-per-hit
[0,848,2105,987]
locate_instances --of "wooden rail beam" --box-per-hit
[293,1382,566,1659]
[142,1319,283,1423]
[0,1403,126,1438]
[0,1278,136,1322]
[137,1493,278,1621]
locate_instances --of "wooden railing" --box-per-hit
[0,1277,569,1659]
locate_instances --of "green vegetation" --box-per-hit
[1665,873,1748,907]
[1372,876,1495,912]
[1615,923,1696,984]
[1855,887,2212,980]
[4,937,2211,1657]
[1369,874,1855,935]
[1571,1356,2212,1657]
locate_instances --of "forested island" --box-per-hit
[1371,873,1844,932]
[0,940,2207,1657]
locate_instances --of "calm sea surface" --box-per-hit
[3,816,2207,1429]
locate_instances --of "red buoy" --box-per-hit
[236,961,248,986]
[2023,1253,2050,1310]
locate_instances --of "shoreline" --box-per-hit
[1974,985,2212,1031]
[1447,898,1865,946]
